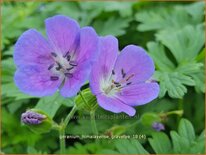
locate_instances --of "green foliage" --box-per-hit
[1,1,205,154]
[98,139,149,154]
[135,2,204,32]
[149,119,205,154]
[35,93,74,118]
[147,25,205,98]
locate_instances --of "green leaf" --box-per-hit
[105,139,149,154]
[155,71,195,98]
[178,118,195,142]
[185,1,204,24]
[149,132,172,153]
[156,25,204,63]
[135,3,203,32]
[35,93,74,119]
[103,2,135,17]
[170,131,190,153]
[147,42,175,71]
[93,17,131,36]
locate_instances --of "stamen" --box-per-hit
[121,69,126,78]
[66,55,71,61]
[51,52,57,57]
[126,82,132,85]
[69,61,78,66]
[66,66,74,71]
[112,70,115,75]
[48,64,54,70]
[126,74,134,81]
[65,73,73,78]
[50,76,59,81]
[63,51,69,57]
[113,81,120,85]
[56,62,62,70]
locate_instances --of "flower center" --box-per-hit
[48,52,78,81]
[101,69,134,96]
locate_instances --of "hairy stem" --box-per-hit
[59,105,77,154]
[90,111,98,135]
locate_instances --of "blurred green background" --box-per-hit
[1,1,205,154]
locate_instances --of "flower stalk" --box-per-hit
[90,110,98,135]
[59,105,77,154]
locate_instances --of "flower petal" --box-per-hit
[45,15,80,55]
[60,62,91,97]
[114,45,155,83]
[14,65,61,97]
[90,36,118,94]
[96,94,135,116]
[14,29,53,68]
[116,82,159,106]
[75,27,99,64]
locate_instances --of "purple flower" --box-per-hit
[90,36,159,116]
[21,111,46,125]
[14,15,99,97]
[152,122,165,131]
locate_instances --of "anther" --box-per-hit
[50,76,59,81]
[56,62,62,70]
[69,61,78,66]
[126,82,132,85]
[65,73,73,78]
[51,52,57,57]
[48,64,54,70]
[121,69,126,78]
[112,70,115,75]
[116,84,121,87]
[113,81,120,85]
[63,51,69,57]
[126,74,134,81]
[66,66,74,71]
[66,55,71,61]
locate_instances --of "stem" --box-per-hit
[90,111,98,135]
[166,110,183,116]
[59,127,65,154]
[63,105,77,128]
[59,105,77,154]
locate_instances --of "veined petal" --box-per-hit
[14,65,61,97]
[90,36,118,95]
[116,82,159,106]
[114,45,155,83]
[45,15,80,55]
[14,29,53,68]
[75,27,99,64]
[60,62,91,97]
[96,94,136,116]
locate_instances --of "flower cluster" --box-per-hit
[15,15,159,117]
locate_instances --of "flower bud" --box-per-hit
[75,88,98,112]
[21,110,46,125]
[152,122,165,131]
[21,109,53,134]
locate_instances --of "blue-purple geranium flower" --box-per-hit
[90,36,159,116]
[14,15,99,97]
